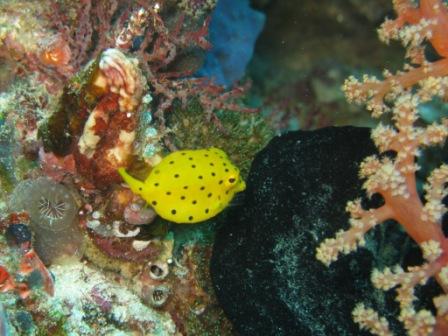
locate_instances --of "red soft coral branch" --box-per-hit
[317,1,448,335]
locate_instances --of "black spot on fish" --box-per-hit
[191,165,196,168]
[154,183,159,187]
[188,157,193,160]
[192,200,197,204]
[183,186,188,189]
[210,163,214,166]
[225,169,229,172]
[198,175,203,180]
[181,196,186,200]
[171,209,176,214]
[205,209,209,214]
[169,161,174,164]
[200,186,205,190]
[188,216,193,221]
[219,180,223,185]
[204,154,209,157]
[211,172,216,176]
[181,153,186,155]
[207,193,212,198]
[152,201,157,206]
[166,191,171,195]
[174,174,179,178]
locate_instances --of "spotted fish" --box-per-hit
[118,148,246,223]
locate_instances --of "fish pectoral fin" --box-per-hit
[118,168,145,195]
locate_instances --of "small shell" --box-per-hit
[87,219,101,229]
[132,240,151,251]
[112,221,140,238]
[148,261,169,280]
[124,203,156,225]
[92,211,101,220]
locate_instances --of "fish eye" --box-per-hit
[225,174,238,188]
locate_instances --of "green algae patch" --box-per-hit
[167,99,274,178]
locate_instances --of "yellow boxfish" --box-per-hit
[118,148,246,223]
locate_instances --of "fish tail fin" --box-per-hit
[118,168,145,196]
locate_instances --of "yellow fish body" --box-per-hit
[118,148,246,224]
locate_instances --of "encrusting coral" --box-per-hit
[8,178,83,264]
[316,1,448,335]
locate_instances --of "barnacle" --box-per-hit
[148,261,169,280]
[145,285,170,308]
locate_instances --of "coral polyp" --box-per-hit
[11,178,77,231]
[37,196,67,224]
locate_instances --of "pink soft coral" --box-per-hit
[344,0,448,117]
[316,1,448,335]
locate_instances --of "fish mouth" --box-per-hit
[236,179,246,192]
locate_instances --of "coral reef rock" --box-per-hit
[211,126,439,336]
[40,260,177,335]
